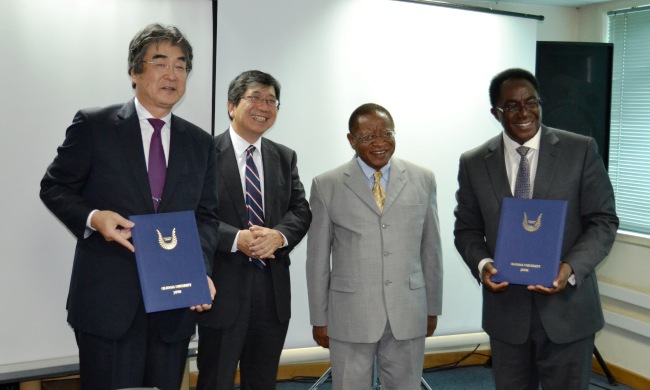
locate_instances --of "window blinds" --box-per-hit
[608,6,650,234]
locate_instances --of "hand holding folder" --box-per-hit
[129,211,212,313]
[492,198,568,288]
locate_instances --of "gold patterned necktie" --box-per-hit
[372,171,386,212]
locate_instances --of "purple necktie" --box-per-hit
[147,118,166,212]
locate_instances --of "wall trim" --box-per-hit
[616,230,650,248]
[599,281,650,310]
[276,332,490,364]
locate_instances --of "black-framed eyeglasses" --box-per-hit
[353,130,396,143]
[142,61,190,75]
[495,99,542,114]
[242,95,280,109]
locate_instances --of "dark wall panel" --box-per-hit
[536,41,613,168]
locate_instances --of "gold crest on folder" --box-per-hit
[522,212,542,232]
[157,228,178,250]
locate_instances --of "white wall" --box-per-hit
[452,1,580,40]
[576,0,650,41]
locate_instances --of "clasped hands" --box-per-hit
[481,261,574,295]
[90,210,216,312]
[237,225,284,259]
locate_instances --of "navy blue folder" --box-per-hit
[129,211,211,313]
[492,198,568,287]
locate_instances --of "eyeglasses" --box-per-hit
[353,130,396,143]
[241,95,280,109]
[494,99,542,114]
[142,61,190,76]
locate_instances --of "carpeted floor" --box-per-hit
[261,365,635,390]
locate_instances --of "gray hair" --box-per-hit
[127,23,193,89]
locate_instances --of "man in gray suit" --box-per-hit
[307,103,443,390]
[454,68,619,389]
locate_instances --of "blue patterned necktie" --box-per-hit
[514,146,531,199]
[147,118,166,212]
[245,145,266,268]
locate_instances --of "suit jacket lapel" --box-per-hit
[384,158,406,212]
[116,100,155,213]
[261,139,281,226]
[532,126,560,199]
[216,131,248,228]
[343,158,382,215]
[484,135,513,201]
[159,114,188,213]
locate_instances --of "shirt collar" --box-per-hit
[229,126,262,158]
[502,127,542,156]
[356,156,390,182]
[134,97,172,124]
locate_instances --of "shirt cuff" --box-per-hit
[231,230,240,253]
[478,258,493,277]
[279,231,288,248]
[84,209,99,239]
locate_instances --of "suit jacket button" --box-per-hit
[384,280,392,286]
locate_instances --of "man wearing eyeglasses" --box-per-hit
[196,70,312,389]
[39,24,219,389]
[306,103,443,389]
[454,68,618,389]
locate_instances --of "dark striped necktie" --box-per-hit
[245,145,266,268]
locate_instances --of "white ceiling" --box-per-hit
[460,0,613,7]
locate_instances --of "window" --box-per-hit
[607,6,650,234]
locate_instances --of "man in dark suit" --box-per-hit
[196,70,312,389]
[454,68,619,389]
[40,24,219,390]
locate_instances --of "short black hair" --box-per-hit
[488,68,540,107]
[227,70,281,120]
[348,103,395,133]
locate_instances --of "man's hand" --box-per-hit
[91,210,135,252]
[237,229,256,257]
[312,325,329,349]
[482,262,509,293]
[248,226,283,259]
[528,262,573,295]
[191,276,216,312]
[427,315,438,337]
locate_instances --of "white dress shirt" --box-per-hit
[85,98,171,235]
[228,127,287,252]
